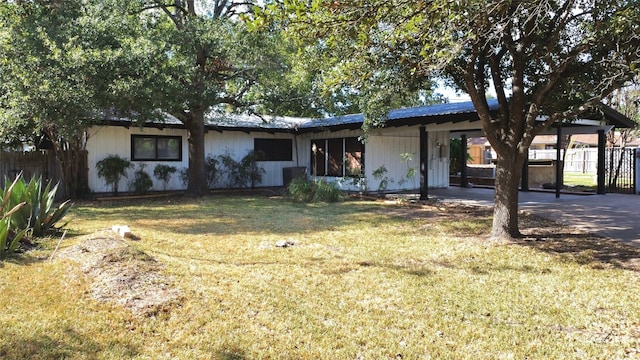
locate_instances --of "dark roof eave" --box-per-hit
[204,125,295,134]
[600,104,637,129]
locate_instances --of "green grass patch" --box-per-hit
[1,195,639,359]
[564,172,597,187]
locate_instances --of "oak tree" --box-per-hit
[268,0,640,239]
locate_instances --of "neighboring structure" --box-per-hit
[85,100,634,197]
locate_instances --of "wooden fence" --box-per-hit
[0,151,60,188]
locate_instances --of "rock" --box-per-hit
[275,240,296,248]
[111,225,137,239]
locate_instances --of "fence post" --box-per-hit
[597,129,606,194]
[636,148,640,195]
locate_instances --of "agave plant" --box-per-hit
[3,174,73,238]
[0,177,27,259]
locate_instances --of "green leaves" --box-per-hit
[0,174,72,257]
[96,155,132,194]
[2,174,73,240]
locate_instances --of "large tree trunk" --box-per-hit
[184,110,209,197]
[490,150,526,240]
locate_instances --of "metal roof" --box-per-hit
[298,99,500,131]
[100,99,634,133]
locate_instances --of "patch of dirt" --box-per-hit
[56,231,182,317]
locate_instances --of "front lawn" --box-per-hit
[1,195,639,359]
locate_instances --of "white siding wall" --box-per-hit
[297,127,450,192]
[364,128,449,191]
[86,126,188,193]
[204,131,299,188]
[87,124,451,194]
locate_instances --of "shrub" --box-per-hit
[218,152,244,188]
[216,150,266,189]
[205,155,221,188]
[288,176,315,202]
[287,177,343,203]
[129,164,153,195]
[3,174,72,238]
[153,164,177,191]
[180,167,189,186]
[313,180,343,203]
[240,150,266,188]
[96,155,131,194]
[180,155,222,189]
[372,165,392,193]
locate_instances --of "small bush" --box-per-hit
[205,155,221,188]
[180,167,189,186]
[180,155,221,189]
[96,155,131,194]
[313,180,343,203]
[129,164,153,195]
[217,150,266,189]
[372,165,392,193]
[153,165,177,191]
[218,152,244,188]
[288,176,315,202]
[240,150,266,189]
[0,174,71,258]
[288,177,343,203]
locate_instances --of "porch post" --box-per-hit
[419,126,428,200]
[555,122,562,198]
[460,134,468,188]
[597,129,606,194]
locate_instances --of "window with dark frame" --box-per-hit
[131,135,182,161]
[253,138,293,161]
[311,137,364,177]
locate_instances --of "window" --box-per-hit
[131,135,182,161]
[254,138,293,161]
[311,137,364,177]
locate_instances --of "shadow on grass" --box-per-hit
[518,232,640,272]
[214,347,247,360]
[518,214,640,272]
[357,258,553,277]
[0,327,139,359]
[70,195,395,237]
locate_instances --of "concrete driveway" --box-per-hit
[429,187,640,248]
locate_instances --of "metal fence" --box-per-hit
[605,148,636,194]
[529,148,600,173]
[529,148,636,194]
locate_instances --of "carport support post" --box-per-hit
[556,122,562,199]
[419,126,428,200]
[597,129,606,194]
[460,135,468,188]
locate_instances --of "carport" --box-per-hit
[448,103,636,198]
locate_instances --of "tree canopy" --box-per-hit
[265,0,640,239]
[0,0,312,197]
[0,0,155,196]
[116,0,322,196]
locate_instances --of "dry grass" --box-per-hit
[1,194,639,359]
